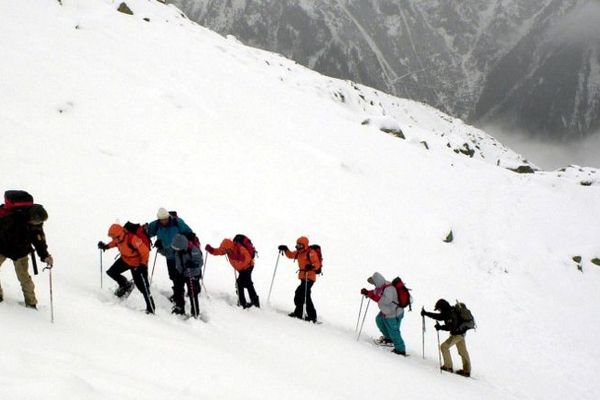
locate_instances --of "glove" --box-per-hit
[205,244,214,252]
[435,323,441,331]
[44,255,54,268]
[360,288,368,296]
[278,245,288,251]
[139,264,147,269]
[420,308,426,317]
[97,241,108,251]
[305,264,314,271]
[154,239,163,250]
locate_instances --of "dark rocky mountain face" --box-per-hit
[171,0,600,140]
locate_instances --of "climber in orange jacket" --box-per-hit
[205,237,260,308]
[98,224,155,314]
[278,236,320,322]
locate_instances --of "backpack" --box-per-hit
[233,234,257,259]
[454,301,476,331]
[0,190,35,219]
[307,244,323,274]
[124,221,152,250]
[390,277,412,310]
[167,211,201,249]
[182,231,201,250]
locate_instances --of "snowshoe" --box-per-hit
[114,281,134,298]
[171,305,185,315]
[374,336,394,347]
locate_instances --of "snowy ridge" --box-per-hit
[1,1,600,400]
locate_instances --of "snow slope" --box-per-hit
[1,1,600,400]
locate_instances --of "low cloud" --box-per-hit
[547,1,600,45]
[484,126,600,170]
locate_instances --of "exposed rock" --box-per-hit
[117,2,133,16]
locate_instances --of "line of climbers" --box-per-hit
[1,191,474,376]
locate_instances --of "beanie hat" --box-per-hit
[171,234,188,251]
[157,207,169,219]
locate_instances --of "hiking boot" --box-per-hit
[440,366,453,373]
[252,297,260,308]
[288,312,302,319]
[391,349,407,356]
[25,303,37,310]
[304,316,317,323]
[0,294,3,303]
[114,281,134,298]
[456,370,470,377]
[375,336,394,345]
[171,305,185,315]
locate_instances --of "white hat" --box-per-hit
[157,207,169,219]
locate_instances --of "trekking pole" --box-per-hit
[99,249,103,289]
[303,275,309,319]
[436,328,442,373]
[422,307,426,359]
[44,266,54,324]
[267,252,281,304]
[202,252,208,279]
[149,251,158,285]
[188,277,199,319]
[356,299,371,341]
[355,296,365,334]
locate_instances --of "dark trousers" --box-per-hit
[293,279,316,320]
[186,277,201,318]
[236,266,259,307]
[167,257,201,315]
[107,258,155,313]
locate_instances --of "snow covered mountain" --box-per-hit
[171,0,600,140]
[2,1,600,400]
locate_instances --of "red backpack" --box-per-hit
[233,234,256,259]
[124,221,152,250]
[306,244,323,274]
[390,277,412,310]
[0,190,34,218]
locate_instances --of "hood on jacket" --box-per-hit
[296,236,309,249]
[108,224,125,241]
[221,238,235,250]
[368,272,387,288]
[171,234,188,251]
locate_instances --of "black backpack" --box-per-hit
[454,301,476,331]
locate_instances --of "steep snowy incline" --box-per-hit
[1,1,600,400]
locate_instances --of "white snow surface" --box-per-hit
[1,1,600,400]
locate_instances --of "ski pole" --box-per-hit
[422,307,426,359]
[99,249,103,289]
[44,265,54,324]
[149,250,158,285]
[436,328,442,373]
[355,296,365,334]
[267,252,281,304]
[356,299,371,341]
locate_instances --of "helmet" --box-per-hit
[434,299,450,312]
